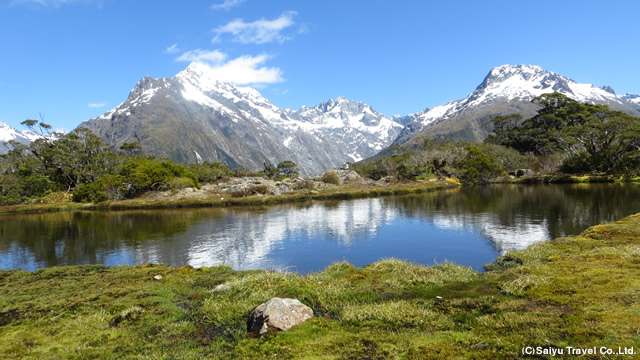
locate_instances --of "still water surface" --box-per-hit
[2,184,640,273]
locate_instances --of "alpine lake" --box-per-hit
[2,183,640,273]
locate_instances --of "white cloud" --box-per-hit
[176,50,282,85]
[212,11,297,44]
[207,55,283,84]
[10,0,101,7]
[211,0,245,11]
[88,102,106,108]
[176,49,227,63]
[165,43,181,54]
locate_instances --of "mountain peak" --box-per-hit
[0,121,40,154]
[488,64,546,77]
[623,93,640,105]
[177,62,226,87]
[477,64,567,92]
[600,85,616,94]
[82,63,404,174]
[394,64,639,145]
[181,61,214,76]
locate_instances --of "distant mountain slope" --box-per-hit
[0,122,40,154]
[80,62,403,175]
[395,65,640,146]
[623,93,640,106]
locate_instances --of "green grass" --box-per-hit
[2,213,640,358]
[502,173,640,184]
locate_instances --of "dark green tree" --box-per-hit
[276,160,300,178]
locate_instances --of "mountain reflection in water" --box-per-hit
[1,183,639,273]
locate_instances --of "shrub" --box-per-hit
[97,174,127,201]
[276,160,299,178]
[248,185,268,195]
[321,171,341,185]
[119,157,199,196]
[231,168,261,177]
[36,191,72,204]
[291,179,315,190]
[477,143,536,171]
[231,185,269,198]
[21,174,52,198]
[0,174,24,205]
[72,183,109,203]
[560,151,593,174]
[189,162,231,182]
[460,147,502,185]
[167,177,197,190]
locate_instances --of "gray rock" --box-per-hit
[334,170,363,183]
[247,298,313,336]
[515,169,533,177]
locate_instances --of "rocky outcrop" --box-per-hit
[508,169,534,177]
[203,177,298,196]
[247,298,313,336]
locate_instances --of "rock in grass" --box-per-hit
[247,298,313,336]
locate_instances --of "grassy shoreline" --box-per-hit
[0,178,459,216]
[2,174,638,216]
[498,173,640,184]
[2,212,640,358]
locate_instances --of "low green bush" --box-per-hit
[321,171,341,185]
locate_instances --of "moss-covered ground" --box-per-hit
[2,212,640,358]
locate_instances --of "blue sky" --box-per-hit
[1,0,639,131]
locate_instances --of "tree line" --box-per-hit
[0,122,299,205]
[351,93,640,184]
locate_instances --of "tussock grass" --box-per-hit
[341,300,454,330]
[3,213,640,358]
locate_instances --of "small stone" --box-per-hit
[247,298,313,336]
[212,283,231,292]
[153,275,163,280]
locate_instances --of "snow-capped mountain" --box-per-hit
[0,122,40,154]
[395,64,640,145]
[623,93,640,106]
[80,62,403,175]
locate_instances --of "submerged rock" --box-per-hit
[247,298,313,336]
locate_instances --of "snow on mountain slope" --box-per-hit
[0,122,40,154]
[623,93,640,106]
[396,64,640,144]
[81,62,403,175]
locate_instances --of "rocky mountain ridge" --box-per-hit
[80,62,403,175]
[0,122,40,154]
[394,64,640,145]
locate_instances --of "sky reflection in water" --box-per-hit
[2,183,640,273]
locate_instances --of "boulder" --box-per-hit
[334,170,363,183]
[247,298,313,336]
[515,169,534,177]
